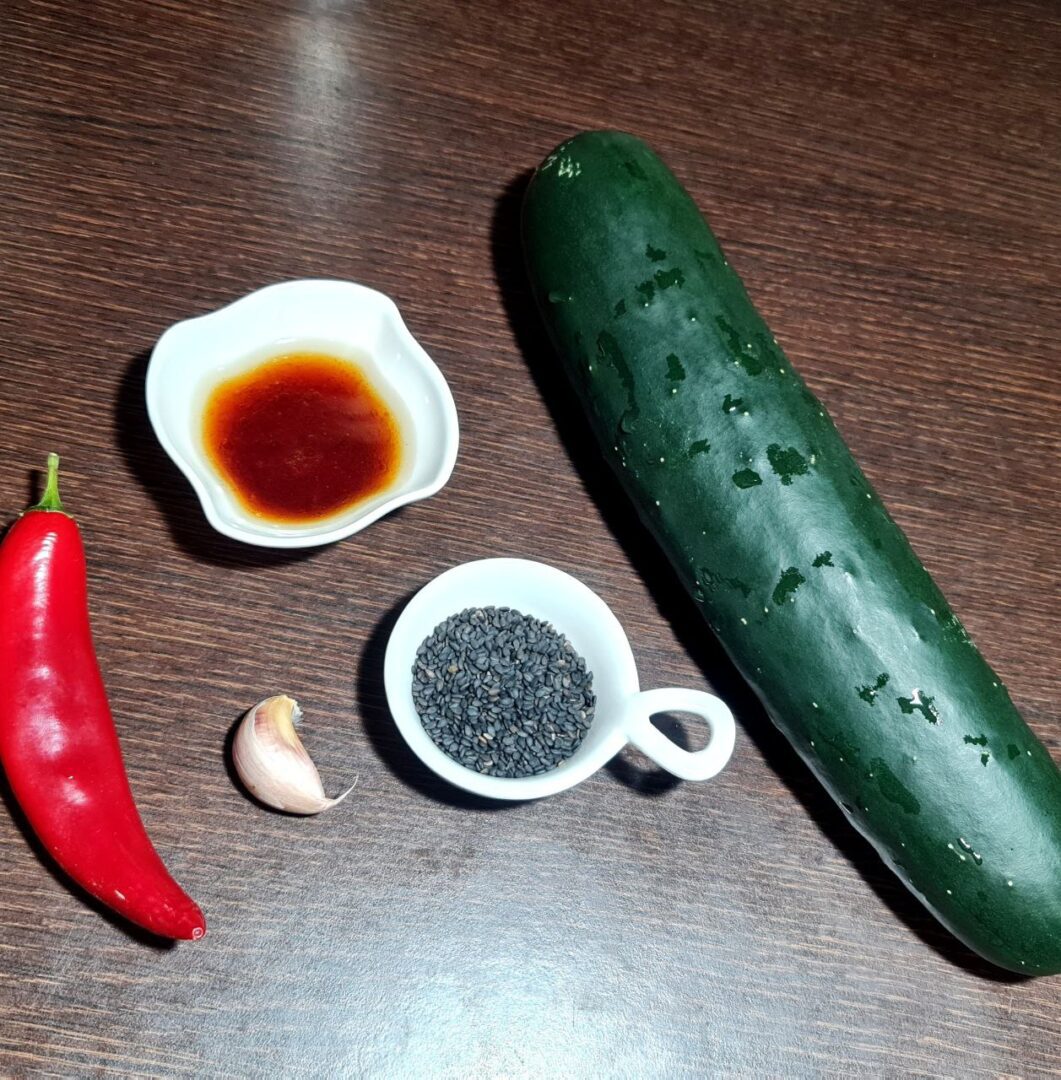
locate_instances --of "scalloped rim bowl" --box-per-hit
[145,279,458,548]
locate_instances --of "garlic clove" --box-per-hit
[232,695,355,815]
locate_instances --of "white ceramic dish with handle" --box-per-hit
[384,558,736,800]
[146,279,458,548]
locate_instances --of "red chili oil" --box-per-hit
[202,351,402,524]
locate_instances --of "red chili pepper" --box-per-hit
[0,455,205,940]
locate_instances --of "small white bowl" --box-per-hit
[384,559,736,800]
[146,279,458,548]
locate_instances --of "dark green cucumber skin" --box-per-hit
[522,131,1061,975]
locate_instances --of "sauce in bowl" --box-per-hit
[202,351,402,524]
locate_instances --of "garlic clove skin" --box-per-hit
[232,695,355,815]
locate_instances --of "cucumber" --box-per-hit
[522,130,1061,975]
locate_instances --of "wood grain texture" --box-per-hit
[0,0,1058,1076]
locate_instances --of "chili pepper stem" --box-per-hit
[31,453,65,514]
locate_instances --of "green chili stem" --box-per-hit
[32,453,65,513]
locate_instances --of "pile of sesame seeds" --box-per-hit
[411,606,595,778]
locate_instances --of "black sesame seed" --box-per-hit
[410,606,596,779]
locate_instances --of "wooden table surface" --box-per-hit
[1,0,1058,1076]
